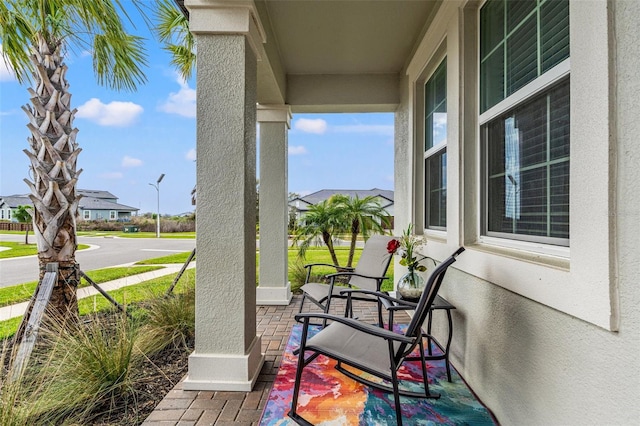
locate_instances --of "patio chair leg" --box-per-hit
[296,294,308,323]
[418,338,439,398]
[322,295,332,328]
[289,321,310,421]
[389,344,404,426]
[377,300,384,328]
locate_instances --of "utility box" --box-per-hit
[123,226,139,233]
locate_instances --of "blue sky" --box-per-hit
[0,9,393,216]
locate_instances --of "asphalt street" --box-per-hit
[0,234,195,288]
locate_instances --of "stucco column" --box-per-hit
[184,1,265,391]
[257,105,293,305]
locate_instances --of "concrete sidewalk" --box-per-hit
[0,263,196,322]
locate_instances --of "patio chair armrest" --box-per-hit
[325,272,388,282]
[294,313,414,343]
[339,288,401,304]
[304,263,354,272]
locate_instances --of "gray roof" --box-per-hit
[1,192,137,212]
[77,189,118,200]
[78,197,138,212]
[0,195,31,209]
[294,188,394,209]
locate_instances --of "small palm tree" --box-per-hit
[331,195,390,267]
[13,205,32,245]
[293,200,343,267]
[0,0,148,319]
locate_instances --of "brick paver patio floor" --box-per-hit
[142,294,410,426]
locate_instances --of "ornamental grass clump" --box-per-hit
[0,339,42,426]
[1,312,141,425]
[35,312,144,423]
[289,259,324,293]
[138,281,195,355]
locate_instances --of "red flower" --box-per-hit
[387,239,400,254]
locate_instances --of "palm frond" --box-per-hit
[1,0,149,91]
[154,0,195,80]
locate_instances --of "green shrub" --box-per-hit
[289,259,325,293]
[138,283,195,355]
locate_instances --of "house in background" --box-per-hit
[0,189,138,222]
[76,189,138,221]
[289,188,394,227]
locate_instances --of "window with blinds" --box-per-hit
[425,59,447,230]
[483,78,569,244]
[480,0,570,113]
[480,0,570,246]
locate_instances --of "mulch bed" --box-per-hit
[91,346,190,425]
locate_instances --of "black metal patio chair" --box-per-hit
[289,247,465,426]
[297,234,394,326]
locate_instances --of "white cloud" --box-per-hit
[0,47,16,82]
[122,155,143,168]
[76,98,143,127]
[332,124,394,136]
[158,74,196,118]
[99,172,123,179]
[294,118,327,134]
[185,148,197,161]
[433,113,447,129]
[288,145,307,156]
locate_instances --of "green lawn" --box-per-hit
[0,269,194,339]
[0,242,90,259]
[77,231,195,239]
[136,251,194,265]
[0,265,165,308]
[0,230,195,239]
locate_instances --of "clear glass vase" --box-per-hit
[397,270,425,301]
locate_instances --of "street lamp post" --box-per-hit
[149,173,165,238]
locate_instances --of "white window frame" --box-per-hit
[404,0,615,330]
[7,209,11,220]
[478,0,570,249]
[83,210,91,220]
[110,211,117,220]
[470,0,614,329]
[424,58,448,232]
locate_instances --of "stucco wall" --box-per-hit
[427,2,640,423]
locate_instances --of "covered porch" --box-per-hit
[179,0,640,425]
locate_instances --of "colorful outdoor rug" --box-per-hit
[260,324,497,426]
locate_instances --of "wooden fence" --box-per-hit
[0,222,32,232]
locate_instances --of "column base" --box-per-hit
[183,335,264,392]
[256,283,293,305]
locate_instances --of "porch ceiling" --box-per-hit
[180,0,441,112]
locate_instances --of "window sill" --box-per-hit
[475,237,570,271]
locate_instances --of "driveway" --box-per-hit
[0,235,195,288]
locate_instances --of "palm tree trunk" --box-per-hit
[346,220,360,267]
[322,231,340,267]
[22,34,81,320]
